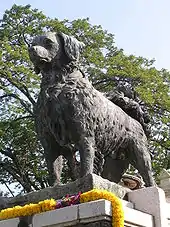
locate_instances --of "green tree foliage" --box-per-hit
[0,4,169,194]
[0,119,48,194]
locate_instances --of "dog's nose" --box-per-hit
[28,45,50,61]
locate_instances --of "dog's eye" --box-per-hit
[43,38,53,47]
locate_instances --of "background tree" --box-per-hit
[0,4,169,195]
[0,119,48,194]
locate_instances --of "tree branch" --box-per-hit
[12,116,34,122]
[0,94,34,116]
[0,162,32,193]
[2,181,15,197]
[92,77,115,86]
[9,77,36,106]
[21,84,36,106]
[0,148,15,160]
[1,71,36,106]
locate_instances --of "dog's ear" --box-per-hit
[58,33,85,61]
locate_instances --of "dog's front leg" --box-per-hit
[78,136,96,177]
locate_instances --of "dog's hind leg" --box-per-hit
[129,141,156,187]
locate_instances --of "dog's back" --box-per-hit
[45,70,147,153]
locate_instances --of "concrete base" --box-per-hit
[128,187,168,227]
[0,174,130,209]
[0,186,169,227]
[159,169,170,203]
[0,199,153,227]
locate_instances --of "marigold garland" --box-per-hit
[0,199,56,220]
[0,189,124,227]
[80,189,124,227]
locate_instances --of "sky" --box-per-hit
[1,0,170,70]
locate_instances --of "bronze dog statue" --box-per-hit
[29,32,155,187]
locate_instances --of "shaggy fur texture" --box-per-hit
[29,32,155,187]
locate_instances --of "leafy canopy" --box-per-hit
[0,4,169,194]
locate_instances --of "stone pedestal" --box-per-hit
[1,175,169,226]
[1,187,168,226]
[0,174,130,209]
[128,187,168,227]
[0,199,154,227]
[159,169,170,203]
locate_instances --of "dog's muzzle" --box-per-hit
[28,46,51,63]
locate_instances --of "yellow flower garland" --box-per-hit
[0,199,56,220]
[0,189,124,227]
[80,189,124,227]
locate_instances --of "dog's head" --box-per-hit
[28,32,85,74]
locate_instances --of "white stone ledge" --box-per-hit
[79,199,112,220]
[128,187,168,227]
[33,205,78,227]
[167,203,170,218]
[0,218,20,227]
[0,199,153,227]
[124,207,154,227]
